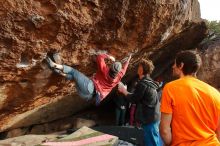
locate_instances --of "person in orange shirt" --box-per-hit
[160,50,220,146]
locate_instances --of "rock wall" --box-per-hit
[198,37,220,90]
[0,0,207,133]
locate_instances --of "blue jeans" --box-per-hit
[63,65,94,100]
[142,121,160,146]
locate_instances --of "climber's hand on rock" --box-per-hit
[128,53,132,61]
[108,55,115,62]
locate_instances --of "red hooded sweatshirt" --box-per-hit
[92,54,130,101]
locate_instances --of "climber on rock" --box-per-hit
[46,53,132,105]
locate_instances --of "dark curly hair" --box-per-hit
[175,50,202,75]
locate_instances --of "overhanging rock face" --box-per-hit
[0,0,207,132]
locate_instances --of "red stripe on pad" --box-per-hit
[42,134,115,146]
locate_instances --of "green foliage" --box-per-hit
[204,20,220,35]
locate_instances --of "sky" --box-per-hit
[198,0,220,21]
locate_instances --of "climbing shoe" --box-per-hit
[53,53,62,64]
[45,56,55,68]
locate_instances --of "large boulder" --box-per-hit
[198,37,220,90]
[0,0,207,133]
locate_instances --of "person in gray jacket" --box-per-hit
[118,58,160,146]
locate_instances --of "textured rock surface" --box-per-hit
[198,37,220,90]
[0,134,59,146]
[0,0,207,133]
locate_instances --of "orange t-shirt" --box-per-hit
[161,76,220,146]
